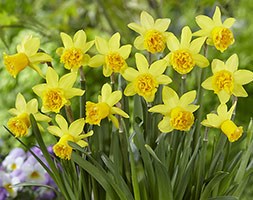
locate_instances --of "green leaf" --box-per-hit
[208,196,239,200]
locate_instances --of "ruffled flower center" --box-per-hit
[105,52,127,73]
[170,49,195,74]
[144,30,166,53]
[221,119,243,142]
[212,70,234,94]
[170,107,194,131]
[86,102,110,125]
[53,134,74,160]
[135,73,157,98]
[7,114,30,137]
[60,47,83,70]
[211,27,234,52]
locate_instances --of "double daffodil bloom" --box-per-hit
[88,32,132,77]
[149,87,199,133]
[122,53,172,102]
[3,36,52,78]
[194,6,235,52]
[32,67,84,113]
[202,54,253,103]
[86,83,129,128]
[7,93,51,137]
[56,30,94,71]
[201,103,243,142]
[48,114,93,160]
[128,11,171,54]
[165,26,209,74]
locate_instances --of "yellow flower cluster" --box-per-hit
[4,6,253,161]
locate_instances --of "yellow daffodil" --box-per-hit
[56,30,94,71]
[88,32,132,77]
[202,54,253,103]
[201,103,243,142]
[194,6,235,52]
[149,87,199,133]
[32,67,84,113]
[86,83,129,128]
[128,11,171,54]
[48,114,93,160]
[122,53,172,102]
[165,26,209,75]
[3,36,52,78]
[7,93,51,137]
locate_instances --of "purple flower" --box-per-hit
[0,187,8,200]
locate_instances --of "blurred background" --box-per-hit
[0,0,252,199]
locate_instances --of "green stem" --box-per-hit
[64,105,74,123]
[180,74,187,95]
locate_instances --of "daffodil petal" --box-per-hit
[149,59,167,76]
[48,126,63,137]
[124,83,136,96]
[179,90,196,107]
[193,54,209,68]
[32,84,47,97]
[180,26,192,49]
[213,6,222,26]
[167,33,180,51]
[223,18,236,28]
[77,140,88,147]
[217,90,230,103]
[212,59,225,74]
[154,18,171,31]
[128,23,145,34]
[189,37,206,54]
[122,67,138,81]
[187,105,199,113]
[101,83,112,101]
[24,37,40,56]
[162,87,179,107]
[158,116,173,133]
[225,54,238,72]
[217,104,228,116]
[59,72,77,89]
[29,63,45,78]
[148,104,169,115]
[201,76,213,90]
[109,32,120,51]
[60,32,73,49]
[15,93,26,112]
[111,107,129,118]
[141,11,154,29]
[89,55,105,68]
[26,99,38,114]
[95,36,109,54]
[83,40,94,53]
[134,36,145,50]
[64,88,84,99]
[118,45,132,59]
[73,30,86,49]
[135,53,149,73]
[107,91,122,106]
[233,84,248,97]
[103,64,112,77]
[195,15,214,30]
[156,74,172,84]
[46,68,59,87]
[108,114,119,128]
[55,114,68,132]
[69,118,85,137]
[234,70,253,85]
[29,53,52,63]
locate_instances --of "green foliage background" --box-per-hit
[0,0,253,199]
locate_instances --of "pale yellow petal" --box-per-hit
[148,104,169,115]
[88,55,105,68]
[26,99,38,114]
[46,68,59,87]
[55,114,68,132]
[83,40,94,53]
[124,83,136,96]
[73,30,87,49]
[234,70,253,85]
[77,140,88,147]
[179,90,196,107]
[201,113,221,128]
[108,114,119,129]
[128,23,145,34]
[134,36,145,50]
[101,83,112,102]
[69,118,85,137]
[60,32,73,49]
[149,59,167,76]
[109,32,120,51]
[167,33,180,52]
[156,75,172,84]
[180,26,192,49]
[56,47,64,56]
[15,93,26,112]
[95,36,109,54]
[64,88,84,99]
[29,63,45,78]
[212,59,225,74]
[59,72,77,88]
[225,54,238,72]
[32,84,47,97]
[135,53,149,73]
[232,84,248,97]
[223,18,236,28]
[201,77,213,90]
[158,116,174,133]
[118,45,132,59]
[217,104,228,116]
[107,91,122,106]
[162,87,179,107]
[103,64,112,77]
[29,53,52,63]
[193,54,209,68]
[217,90,230,103]
[195,15,214,30]
[47,126,63,137]
[122,67,139,81]
[111,107,129,118]
[189,37,206,54]
[24,37,40,56]
[213,6,222,26]
[154,18,171,31]
[34,112,51,122]
[186,105,199,113]
[140,11,154,29]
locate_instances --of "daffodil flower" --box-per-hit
[3,36,52,78]
[32,67,84,113]
[85,83,129,128]
[88,32,132,77]
[48,114,93,160]
[194,6,235,52]
[201,103,243,142]
[165,26,209,74]
[128,11,171,54]
[7,93,51,137]
[122,53,172,102]
[149,87,199,133]
[202,54,253,103]
[56,30,94,71]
